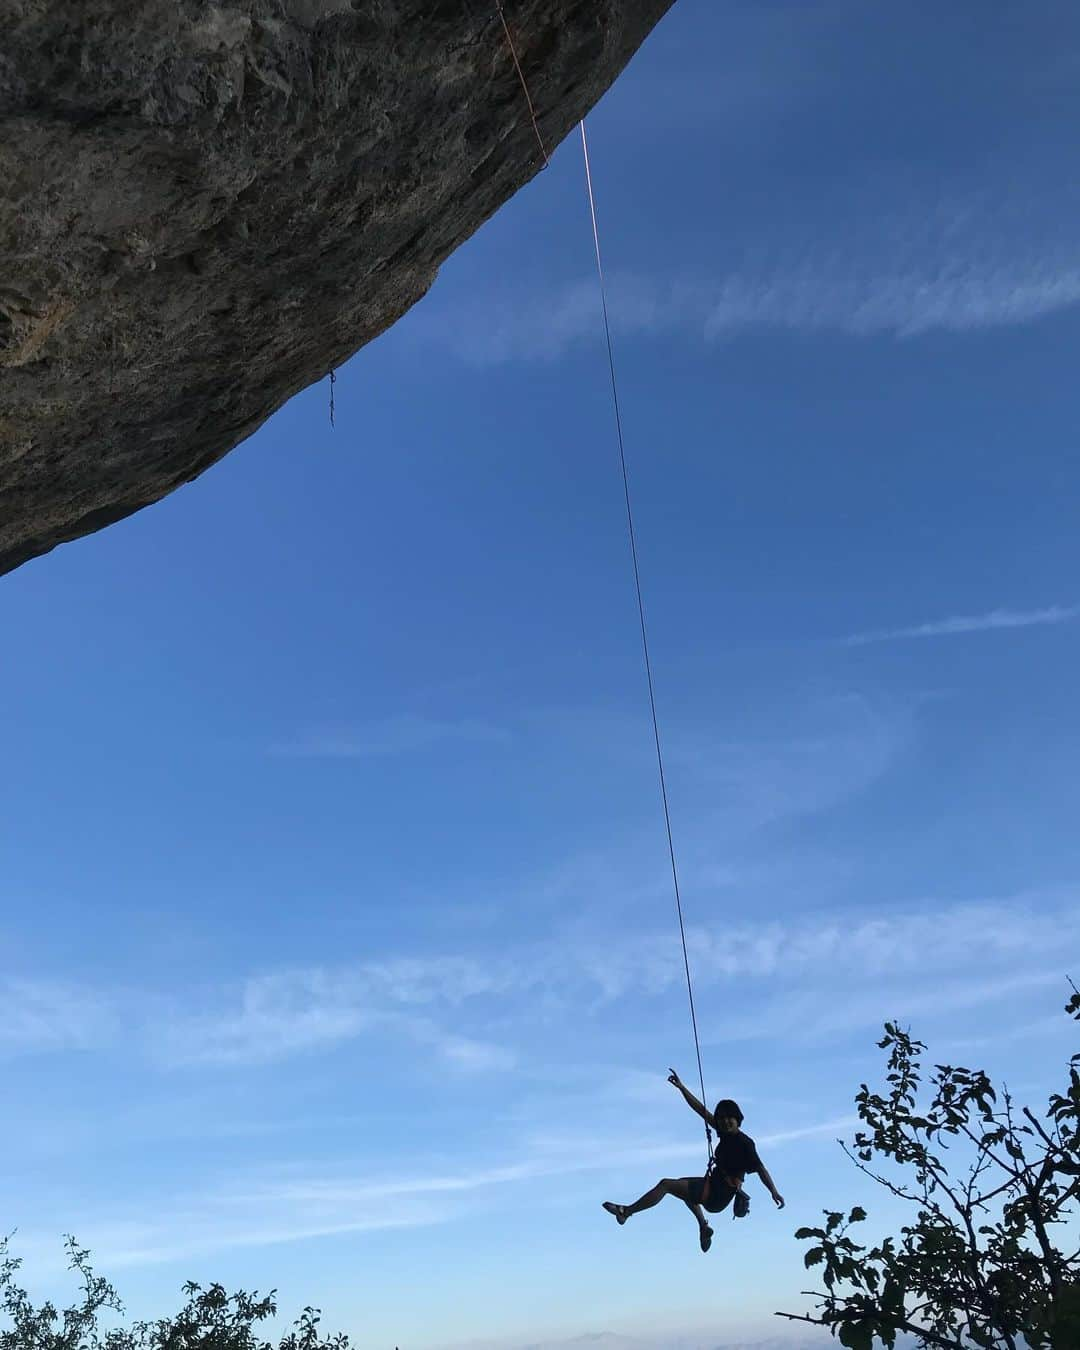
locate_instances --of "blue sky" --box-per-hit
[3,1,1080,1345]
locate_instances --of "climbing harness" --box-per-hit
[494,6,713,1169]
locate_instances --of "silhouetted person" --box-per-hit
[603,1070,784,1251]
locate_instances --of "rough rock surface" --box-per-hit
[0,0,672,575]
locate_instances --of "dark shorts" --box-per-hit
[685,1175,737,1214]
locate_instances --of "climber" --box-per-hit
[602,1070,785,1253]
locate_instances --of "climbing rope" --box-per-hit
[579,119,712,1166]
[494,1,551,169]
[492,5,712,1166]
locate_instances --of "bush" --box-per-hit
[0,1237,352,1350]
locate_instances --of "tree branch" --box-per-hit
[774,1308,965,1350]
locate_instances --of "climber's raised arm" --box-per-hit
[668,1069,717,1129]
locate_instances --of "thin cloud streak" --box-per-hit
[842,604,1080,646]
[4,896,1075,1066]
[126,893,1080,1067]
[703,969,1063,1048]
[405,176,1080,363]
[16,1117,846,1269]
[407,257,1080,365]
[156,984,516,1073]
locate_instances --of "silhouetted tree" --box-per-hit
[0,1237,352,1349]
[777,989,1080,1349]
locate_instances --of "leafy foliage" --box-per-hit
[778,988,1080,1349]
[0,1237,352,1350]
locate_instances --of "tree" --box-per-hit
[0,1237,352,1350]
[777,988,1080,1350]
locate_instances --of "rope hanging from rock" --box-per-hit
[579,119,712,1168]
[494,5,713,1168]
[494,1,551,170]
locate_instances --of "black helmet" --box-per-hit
[714,1098,744,1124]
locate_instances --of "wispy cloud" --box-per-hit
[521,1116,858,1166]
[406,257,1080,364]
[5,889,1074,1072]
[143,892,1078,1065]
[841,603,1080,646]
[567,898,1078,1006]
[704,968,1064,1049]
[153,968,516,1072]
[701,261,1080,340]
[270,715,511,758]
[14,1115,845,1269]
[406,171,1080,365]
[404,1019,517,1074]
[668,693,902,834]
[154,969,380,1066]
[0,978,115,1056]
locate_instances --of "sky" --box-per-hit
[2,1,1080,1346]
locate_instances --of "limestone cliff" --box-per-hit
[0,1,672,574]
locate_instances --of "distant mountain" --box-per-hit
[448,1333,921,1350]
[437,1330,833,1350]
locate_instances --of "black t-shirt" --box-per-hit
[711,1130,762,1180]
